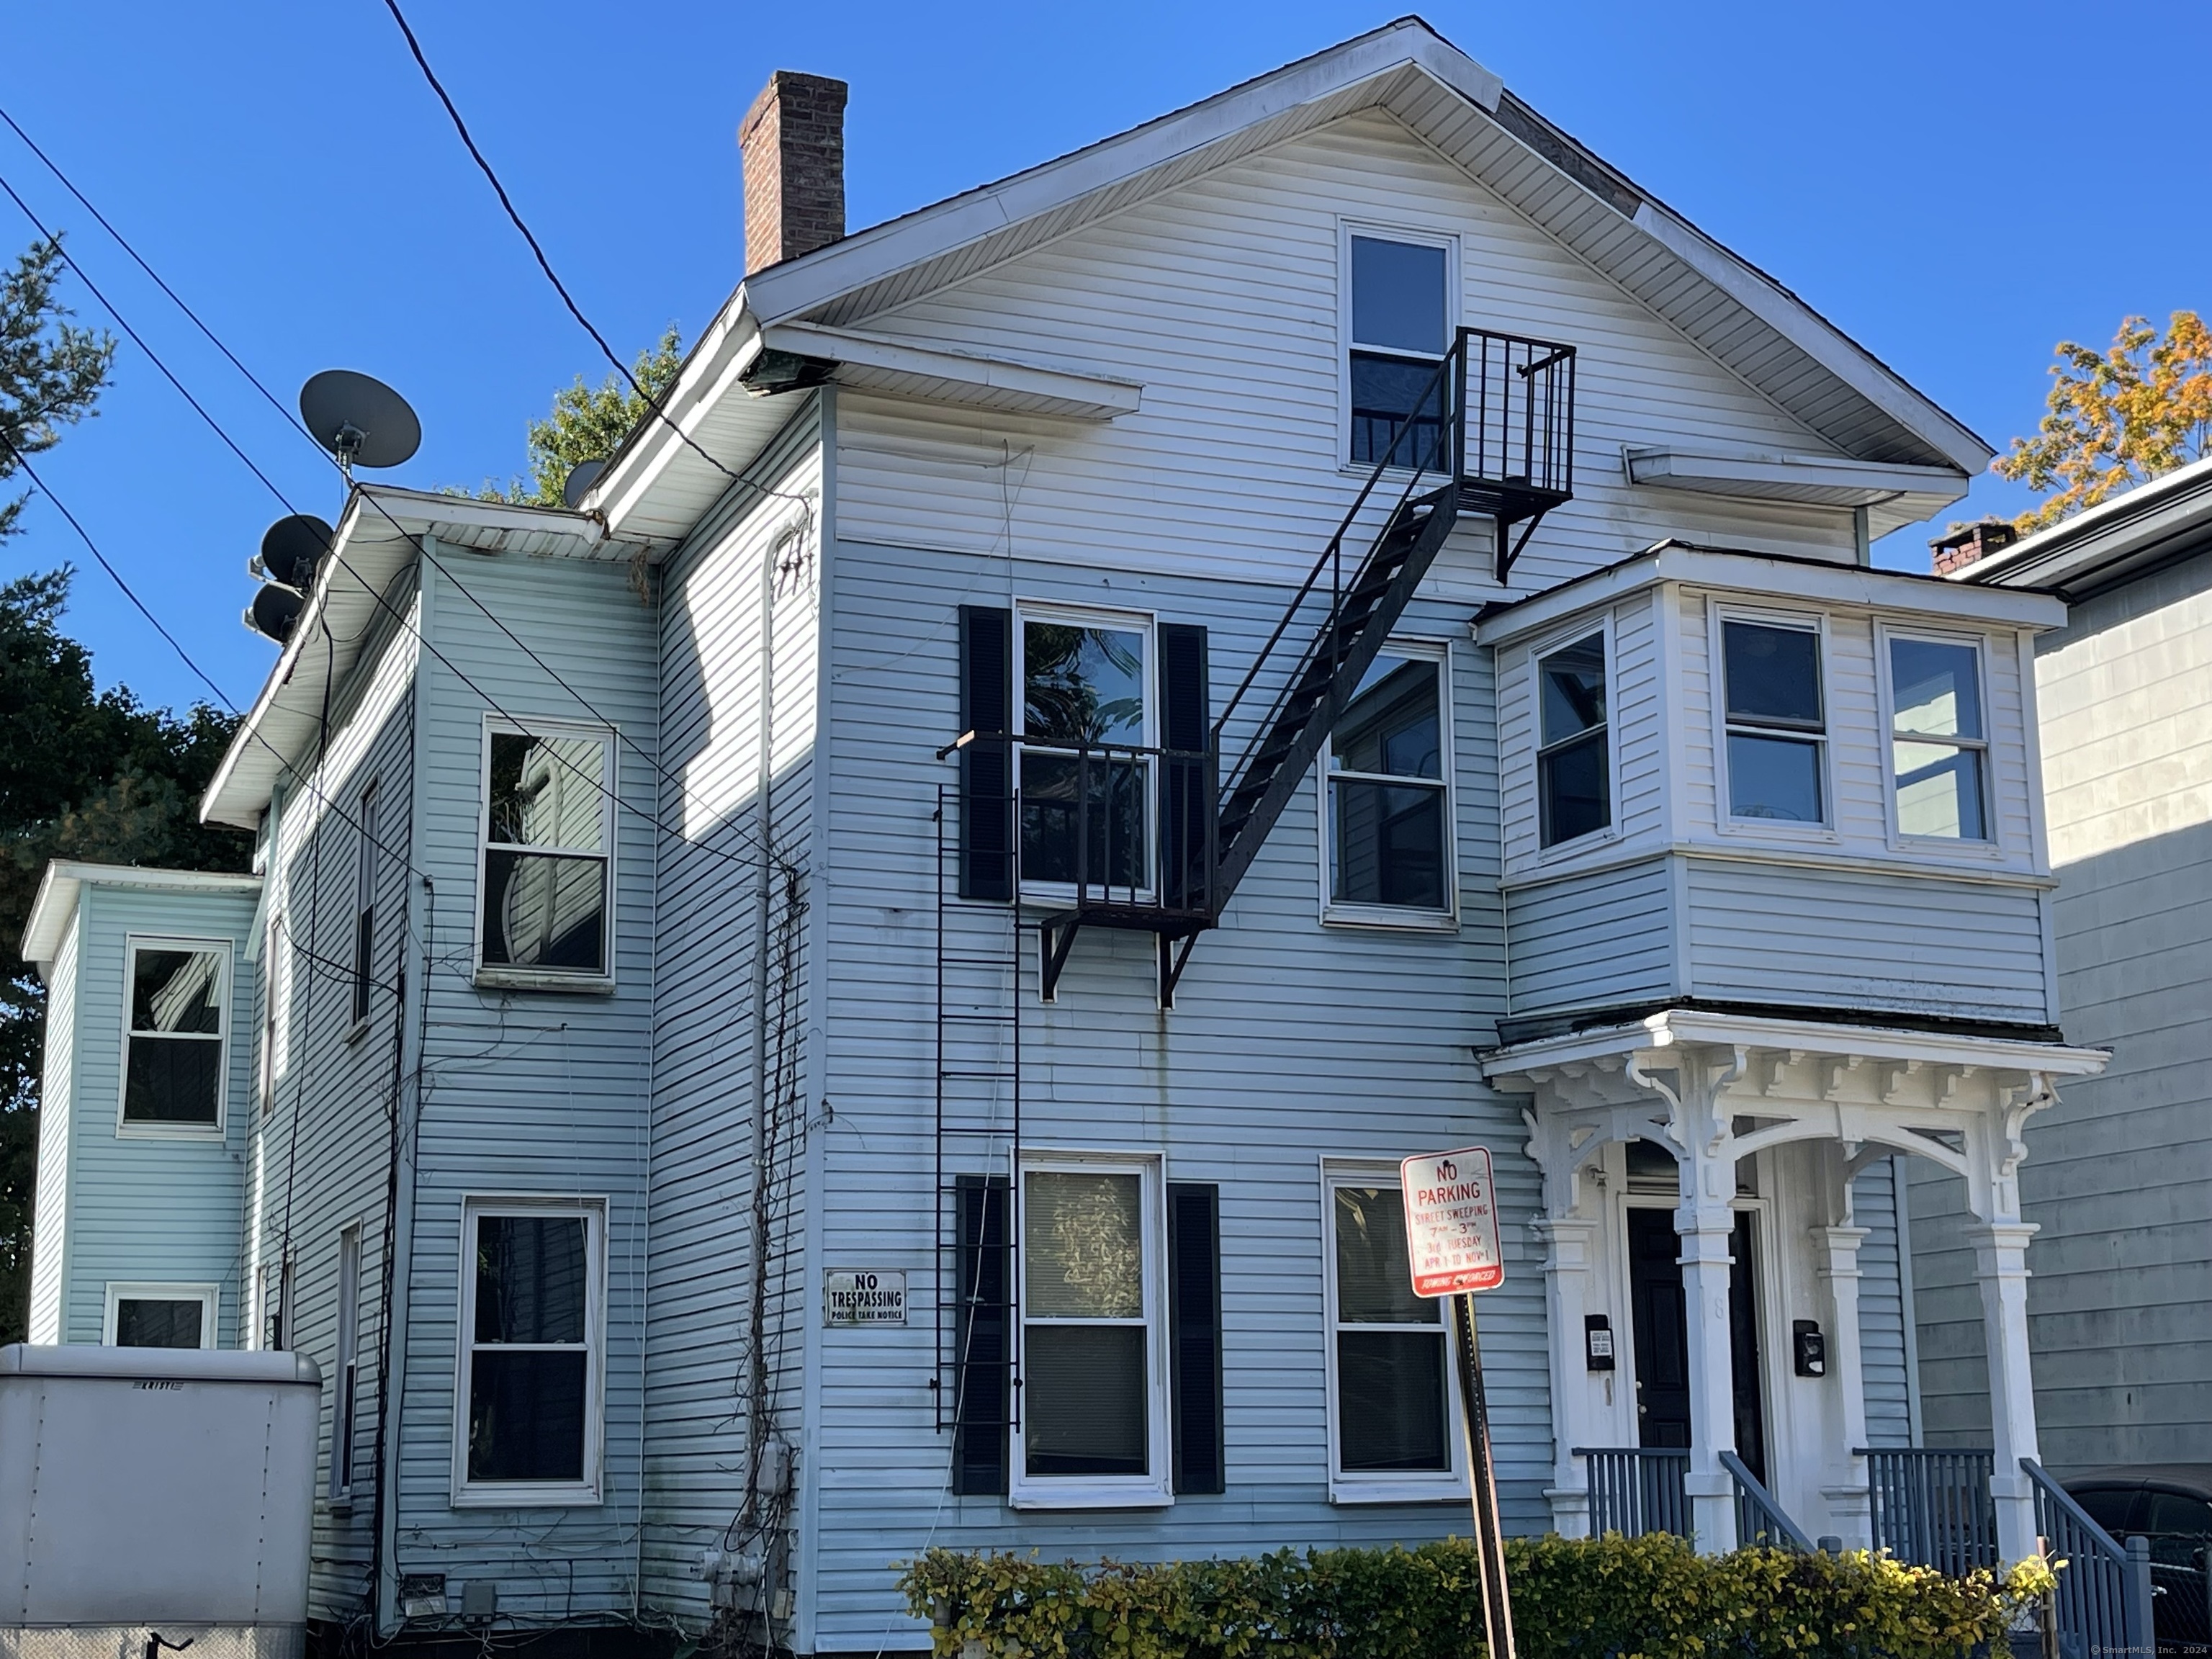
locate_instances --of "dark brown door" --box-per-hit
[1627,1206,1767,1479]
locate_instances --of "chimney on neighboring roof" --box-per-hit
[740,71,848,276]
[1930,517,2019,575]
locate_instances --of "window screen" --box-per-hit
[1022,1169,1151,1480]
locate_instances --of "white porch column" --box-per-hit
[1534,1214,1601,1537]
[1968,1219,2042,1565]
[1809,1218,1874,1547]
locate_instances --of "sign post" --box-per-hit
[1401,1146,1515,1659]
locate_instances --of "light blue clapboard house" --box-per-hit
[26,21,2120,1650]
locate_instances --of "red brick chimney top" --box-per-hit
[739,71,849,277]
[1931,518,2020,575]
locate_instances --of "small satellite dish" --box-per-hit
[562,458,606,510]
[258,513,335,590]
[300,370,421,472]
[246,583,305,643]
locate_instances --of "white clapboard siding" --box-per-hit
[1684,860,2049,1022]
[1911,550,2212,1468]
[639,405,824,1618]
[803,529,1535,1650]
[26,916,78,1344]
[832,109,1859,616]
[1505,860,1678,1015]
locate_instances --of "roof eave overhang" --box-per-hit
[1475,540,2068,649]
[1625,445,1968,538]
[1956,454,2212,598]
[19,860,264,975]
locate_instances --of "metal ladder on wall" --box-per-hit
[932,784,1020,1468]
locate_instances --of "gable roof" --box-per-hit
[591,17,1988,541]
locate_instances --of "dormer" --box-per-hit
[1476,544,2069,1035]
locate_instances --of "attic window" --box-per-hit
[1348,233,1452,468]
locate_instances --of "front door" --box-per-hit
[1627,1207,1768,1480]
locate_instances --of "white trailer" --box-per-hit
[0,1344,320,1659]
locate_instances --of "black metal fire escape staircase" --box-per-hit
[966,325,1576,1004]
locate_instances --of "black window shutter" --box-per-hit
[1156,624,1211,912]
[951,1174,1011,1495]
[958,606,1015,901]
[1166,1181,1225,1494]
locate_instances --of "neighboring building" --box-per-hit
[1919,466,2212,1470]
[19,863,261,1350]
[24,22,2113,1650]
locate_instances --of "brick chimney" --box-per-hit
[740,71,848,275]
[1930,517,2020,575]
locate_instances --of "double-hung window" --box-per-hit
[1537,632,1609,847]
[1013,1156,1169,1506]
[1722,619,1827,825]
[104,1282,218,1349]
[121,939,228,1133]
[1347,233,1452,468]
[351,782,377,1027]
[1324,1169,1456,1499]
[480,721,614,981]
[1326,647,1450,915]
[1888,636,1990,840]
[332,1226,362,1501]
[1018,609,1152,896]
[455,1198,603,1505]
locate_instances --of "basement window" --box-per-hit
[1325,646,1452,919]
[1722,619,1827,826]
[1012,1156,1170,1508]
[454,1198,603,1506]
[479,721,614,985]
[1346,232,1455,469]
[120,939,229,1134]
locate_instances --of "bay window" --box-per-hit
[1013,1156,1169,1506]
[1888,635,1990,840]
[1722,618,1827,825]
[1537,631,1609,848]
[480,721,613,982]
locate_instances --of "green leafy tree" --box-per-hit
[0,238,246,1339]
[1997,310,2212,532]
[475,325,684,505]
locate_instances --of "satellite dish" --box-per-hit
[257,514,335,590]
[562,458,606,510]
[246,583,305,643]
[300,370,421,472]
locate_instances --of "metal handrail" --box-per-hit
[1721,1449,1812,1552]
[1860,1446,1999,1576]
[2024,1457,2157,1659]
[1575,1446,1692,1542]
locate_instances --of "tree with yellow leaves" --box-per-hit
[1997,310,2212,532]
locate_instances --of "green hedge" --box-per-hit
[900,1534,2053,1659]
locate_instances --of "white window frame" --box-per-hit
[102,1282,218,1349]
[1316,637,1458,930]
[349,781,377,1035]
[1320,1159,1464,1504]
[116,935,232,1141]
[332,1223,362,1502]
[1012,602,1159,906]
[257,908,281,1121]
[1875,623,1999,853]
[1529,616,1619,860]
[474,716,618,992]
[451,1195,607,1509]
[1008,1148,1172,1510]
[1337,220,1462,476]
[1709,606,1835,840]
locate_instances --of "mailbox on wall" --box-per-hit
[1792,1319,1827,1377]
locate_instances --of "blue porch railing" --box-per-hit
[2024,1458,2157,1659]
[1577,1447,1691,1541]
[1722,1449,1812,1551]
[1861,1447,2000,1576]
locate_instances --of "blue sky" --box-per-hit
[5,0,2206,714]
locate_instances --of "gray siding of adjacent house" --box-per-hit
[639,401,824,1614]
[1912,547,2212,1465]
